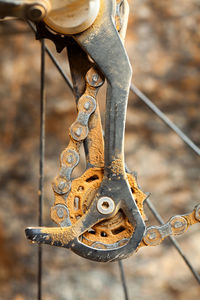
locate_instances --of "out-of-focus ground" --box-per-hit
[0,0,199,299]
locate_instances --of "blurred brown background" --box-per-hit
[0,0,199,299]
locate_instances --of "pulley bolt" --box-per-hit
[97,197,115,215]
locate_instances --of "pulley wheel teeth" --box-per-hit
[55,168,146,249]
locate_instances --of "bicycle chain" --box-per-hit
[21,0,200,258]
[48,0,200,251]
[51,66,104,226]
[139,204,200,248]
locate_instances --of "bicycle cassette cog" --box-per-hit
[51,168,147,250]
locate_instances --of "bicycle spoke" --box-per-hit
[130,84,200,156]
[38,38,46,300]
[145,198,200,284]
[27,21,73,92]
[118,261,130,300]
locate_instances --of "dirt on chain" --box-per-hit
[0,0,199,299]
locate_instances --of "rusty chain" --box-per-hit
[43,0,200,254]
[1,0,199,261]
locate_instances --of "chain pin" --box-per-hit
[75,127,82,137]
[84,101,91,110]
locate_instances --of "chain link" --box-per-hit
[139,204,200,248]
[51,66,104,225]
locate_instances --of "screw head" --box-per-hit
[97,197,115,215]
[27,5,46,21]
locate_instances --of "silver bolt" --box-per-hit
[97,197,115,215]
[84,101,90,110]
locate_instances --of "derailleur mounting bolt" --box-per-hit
[27,4,46,21]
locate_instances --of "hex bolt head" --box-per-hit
[97,197,115,215]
